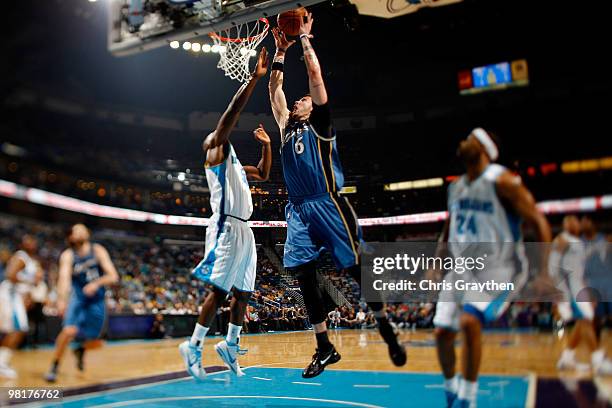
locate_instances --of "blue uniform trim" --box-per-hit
[463,291,511,325]
[12,292,21,331]
[571,300,584,320]
[192,161,228,289]
[463,304,486,325]
[506,211,522,242]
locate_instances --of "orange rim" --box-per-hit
[208,18,269,43]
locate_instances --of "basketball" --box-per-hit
[277,7,307,37]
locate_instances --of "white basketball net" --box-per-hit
[210,18,269,83]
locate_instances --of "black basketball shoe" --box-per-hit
[388,341,407,367]
[74,346,85,371]
[302,346,341,378]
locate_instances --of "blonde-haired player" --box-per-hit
[44,224,119,382]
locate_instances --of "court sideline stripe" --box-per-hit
[526,372,537,408]
[86,395,383,408]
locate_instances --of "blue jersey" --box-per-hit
[71,245,105,302]
[281,119,345,198]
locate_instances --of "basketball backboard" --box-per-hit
[350,0,463,19]
[108,0,326,57]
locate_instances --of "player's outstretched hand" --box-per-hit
[272,27,296,51]
[254,124,271,144]
[299,12,314,38]
[253,47,269,78]
[83,281,100,298]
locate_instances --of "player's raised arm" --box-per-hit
[243,124,272,181]
[496,171,552,243]
[269,28,294,131]
[203,47,269,152]
[298,13,327,106]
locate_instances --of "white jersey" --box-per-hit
[447,164,525,270]
[206,143,253,220]
[549,232,586,295]
[14,250,40,294]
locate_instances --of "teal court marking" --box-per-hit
[37,367,530,408]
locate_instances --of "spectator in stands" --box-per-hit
[150,314,166,339]
[328,308,342,329]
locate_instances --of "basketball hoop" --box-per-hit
[209,18,269,83]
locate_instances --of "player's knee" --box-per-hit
[460,312,482,331]
[293,261,327,324]
[211,287,228,307]
[63,326,78,338]
[435,327,456,342]
[232,289,251,304]
[294,260,317,285]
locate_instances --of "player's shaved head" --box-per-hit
[21,234,37,253]
[562,215,580,236]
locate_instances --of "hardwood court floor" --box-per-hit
[4,329,612,393]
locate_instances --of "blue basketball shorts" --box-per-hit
[283,192,362,270]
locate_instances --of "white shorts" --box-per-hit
[433,267,524,331]
[557,301,594,322]
[0,281,29,333]
[192,214,257,293]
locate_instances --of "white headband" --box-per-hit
[472,128,498,161]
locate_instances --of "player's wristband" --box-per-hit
[299,34,310,40]
[272,62,284,72]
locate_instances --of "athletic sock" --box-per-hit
[0,347,12,366]
[444,374,460,394]
[226,323,242,345]
[315,331,333,353]
[50,359,59,373]
[190,323,209,348]
[458,378,478,405]
[592,349,606,367]
[561,348,576,363]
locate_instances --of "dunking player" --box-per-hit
[179,48,271,379]
[269,15,406,378]
[44,224,119,382]
[433,128,552,407]
[551,215,612,374]
[0,235,42,379]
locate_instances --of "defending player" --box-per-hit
[0,235,42,379]
[179,48,271,379]
[269,15,406,379]
[433,128,552,407]
[44,224,119,382]
[552,215,612,374]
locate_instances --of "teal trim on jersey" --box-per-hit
[506,211,523,242]
[193,161,227,286]
[12,292,21,331]
[571,299,584,320]
[484,290,511,323]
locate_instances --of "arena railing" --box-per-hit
[1,178,611,227]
